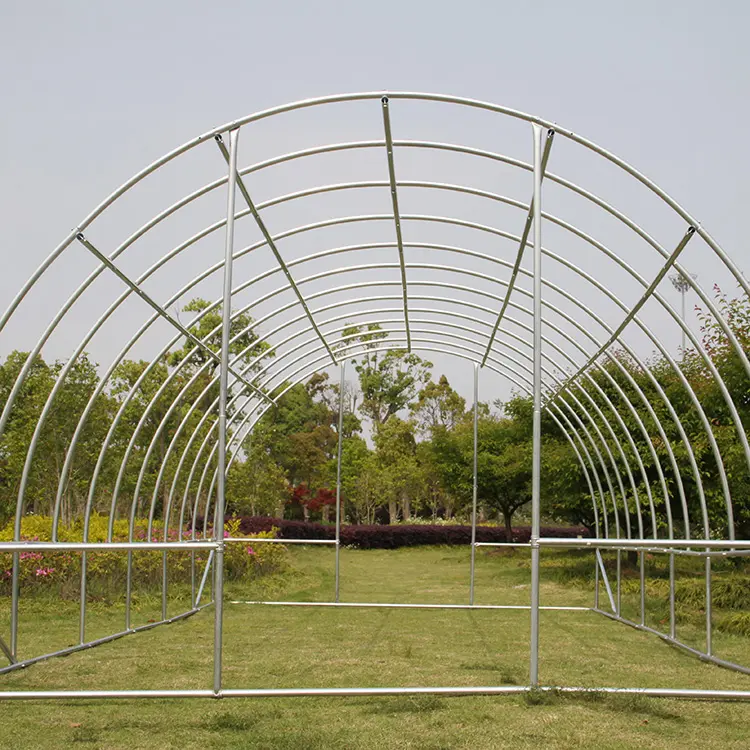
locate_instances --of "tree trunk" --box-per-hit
[401,493,411,522]
[388,499,398,524]
[503,510,514,543]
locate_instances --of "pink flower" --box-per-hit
[35,567,54,577]
[223,530,230,538]
[246,546,255,556]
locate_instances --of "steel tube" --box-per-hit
[594,609,750,676]
[539,538,750,549]
[469,363,479,605]
[229,601,589,611]
[381,96,411,350]
[529,123,543,688]
[0,604,211,677]
[1,686,749,701]
[213,126,240,694]
[214,134,337,365]
[335,362,345,602]
[0,541,216,551]
[483,128,555,365]
[195,550,214,608]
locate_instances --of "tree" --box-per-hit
[341,324,432,426]
[372,417,420,522]
[430,397,583,540]
[168,297,273,375]
[410,375,466,436]
[226,435,288,517]
[333,436,378,523]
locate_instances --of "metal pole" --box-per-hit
[594,552,600,610]
[706,554,712,655]
[162,550,168,621]
[469,362,479,605]
[10,552,18,659]
[529,123,543,688]
[640,551,646,627]
[214,126,240,695]
[670,549,677,640]
[381,96,411,351]
[334,361,345,603]
[80,552,87,644]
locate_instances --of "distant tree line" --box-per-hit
[0,288,748,540]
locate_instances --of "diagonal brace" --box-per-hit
[75,233,275,406]
[596,549,617,613]
[214,135,338,365]
[381,96,411,351]
[482,128,555,366]
[0,632,14,665]
[545,225,696,407]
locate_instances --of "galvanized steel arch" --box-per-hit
[2,92,749,692]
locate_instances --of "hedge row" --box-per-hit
[235,517,590,549]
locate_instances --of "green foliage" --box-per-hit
[167,298,273,373]
[342,324,432,426]
[409,375,466,436]
[2,287,748,543]
[0,515,286,597]
[226,436,288,517]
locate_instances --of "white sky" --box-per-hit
[1,0,748,414]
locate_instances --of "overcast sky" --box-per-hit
[1,0,748,416]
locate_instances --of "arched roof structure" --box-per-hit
[1,92,749,699]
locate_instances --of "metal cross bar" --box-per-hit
[481,128,554,366]
[214,134,337,365]
[545,225,696,406]
[381,96,411,351]
[74,232,273,405]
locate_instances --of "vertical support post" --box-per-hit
[334,361,345,603]
[616,550,622,616]
[529,122,544,688]
[79,552,88,644]
[191,549,196,608]
[639,551,646,626]
[213,126,240,695]
[10,552,19,659]
[161,550,168,621]
[469,362,479,605]
[669,553,676,639]
[705,554,712,655]
[125,551,133,630]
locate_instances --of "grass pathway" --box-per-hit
[1,546,748,748]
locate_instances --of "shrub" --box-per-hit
[0,514,287,598]
[235,516,589,549]
[222,518,287,580]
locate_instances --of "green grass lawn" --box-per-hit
[1,545,749,749]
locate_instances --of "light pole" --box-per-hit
[669,272,697,353]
